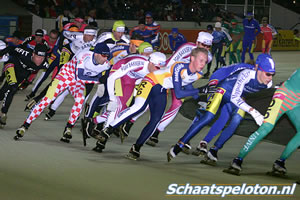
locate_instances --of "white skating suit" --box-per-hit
[96,54,151,127]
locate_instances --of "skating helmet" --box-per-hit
[112,20,126,33]
[94,42,110,56]
[256,53,275,73]
[149,52,166,68]
[137,42,153,54]
[34,44,48,57]
[215,22,222,28]
[197,32,213,46]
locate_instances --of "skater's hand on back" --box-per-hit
[249,108,264,126]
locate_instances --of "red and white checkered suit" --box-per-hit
[25,58,85,126]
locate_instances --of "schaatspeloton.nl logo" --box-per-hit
[166,183,297,197]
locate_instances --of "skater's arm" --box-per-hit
[172,64,199,99]
[230,69,253,113]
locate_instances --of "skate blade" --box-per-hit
[13,135,20,140]
[113,130,120,138]
[167,152,173,162]
[120,133,127,144]
[223,168,240,176]
[60,137,70,143]
[92,146,103,153]
[125,154,137,161]
[200,159,217,166]
[80,119,87,146]
[182,148,191,155]
[192,151,206,157]
[145,141,156,147]
[192,151,201,157]
[81,132,87,146]
[266,171,287,178]
[80,118,85,133]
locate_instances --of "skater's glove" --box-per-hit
[249,109,264,126]
[198,84,217,94]
[107,100,118,112]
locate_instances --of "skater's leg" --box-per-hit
[279,105,300,160]
[25,79,68,126]
[157,89,183,132]
[214,109,244,150]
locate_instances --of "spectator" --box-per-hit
[145,11,160,50]
[129,18,154,44]
[49,4,57,18]
[294,29,300,41]
[168,28,187,52]
[32,3,41,16]
[4,31,23,47]
[87,9,98,27]
[56,9,71,32]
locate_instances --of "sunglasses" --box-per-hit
[265,72,275,77]
[101,54,109,58]
[201,43,211,48]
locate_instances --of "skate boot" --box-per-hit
[84,118,95,138]
[145,129,160,147]
[44,108,56,121]
[14,125,27,140]
[0,113,7,128]
[267,159,287,177]
[167,146,177,162]
[92,122,104,138]
[125,144,140,160]
[94,126,114,142]
[223,157,243,176]
[24,99,36,111]
[192,141,208,156]
[60,127,72,143]
[182,143,192,155]
[25,92,35,101]
[200,148,218,166]
[146,136,159,147]
[92,140,106,153]
[119,121,134,143]
[81,118,93,146]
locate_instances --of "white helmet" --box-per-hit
[149,52,166,68]
[215,22,222,28]
[197,31,213,46]
[0,40,6,50]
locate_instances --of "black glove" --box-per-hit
[198,84,217,94]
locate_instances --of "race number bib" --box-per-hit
[206,87,226,115]
[264,92,285,125]
[136,81,153,100]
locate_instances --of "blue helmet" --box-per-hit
[256,54,275,73]
[246,12,254,17]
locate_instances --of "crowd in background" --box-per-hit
[13,0,236,24]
